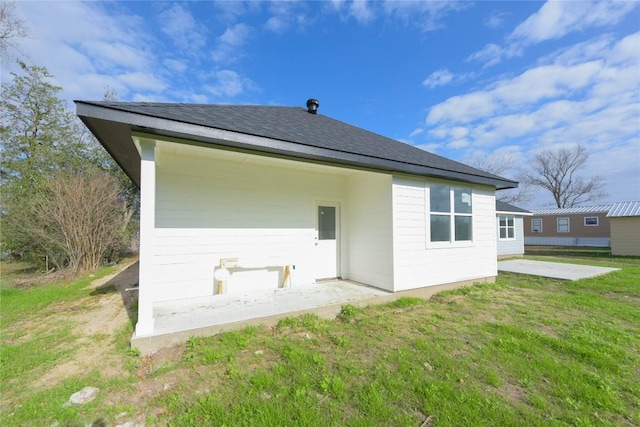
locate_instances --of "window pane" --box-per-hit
[430,215,450,242]
[507,217,514,226]
[318,206,336,240]
[532,219,542,232]
[430,185,450,213]
[507,228,514,238]
[455,216,472,241]
[557,218,569,233]
[500,228,507,239]
[499,216,506,227]
[585,217,598,226]
[454,188,472,213]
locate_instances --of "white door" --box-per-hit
[316,203,339,279]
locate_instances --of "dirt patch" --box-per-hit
[26,261,140,392]
[496,381,528,404]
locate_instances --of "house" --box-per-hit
[495,200,531,258]
[76,100,517,346]
[607,201,640,256]
[524,205,612,247]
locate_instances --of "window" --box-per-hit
[584,216,599,226]
[557,217,570,233]
[531,218,543,233]
[429,184,472,243]
[499,215,515,240]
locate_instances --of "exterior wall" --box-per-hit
[524,213,611,247]
[152,142,349,302]
[346,173,394,291]
[610,217,640,256]
[496,216,525,256]
[524,236,610,247]
[391,177,497,291]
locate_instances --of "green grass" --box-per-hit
[1,255,639,426]
[0,263,117,328]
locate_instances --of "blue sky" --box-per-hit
[5,0,640,208]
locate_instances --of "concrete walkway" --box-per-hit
[498,259,619,281]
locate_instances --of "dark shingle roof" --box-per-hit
[75,101,518,190]
[496,200,531,214]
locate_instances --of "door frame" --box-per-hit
[314,200,341,279]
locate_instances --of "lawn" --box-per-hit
[1,253,639,426]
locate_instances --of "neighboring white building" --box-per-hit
[77,100,517,344]
[496,201,531,258]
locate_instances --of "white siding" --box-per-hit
[346,173,394,291]
[496,216,525,256]
[392,178,497,291]
[152,142,348,302]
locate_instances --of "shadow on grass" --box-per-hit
[91,261,139,328]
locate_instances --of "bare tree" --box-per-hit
[521,144,606,208]
[466,153,532,206]
[0,1,28,59]
[24,169,131,272]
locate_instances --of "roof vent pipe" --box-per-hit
[306,98,319,114]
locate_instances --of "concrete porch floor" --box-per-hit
[132,280,391,354]
[130,276,495,354]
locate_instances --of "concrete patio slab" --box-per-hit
[153,280,391,335]
[498,259,619,281]
[131,275,495,354]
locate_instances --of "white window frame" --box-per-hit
[531,218,543,233]
[426,184,473,248]
[498,215,516,241]
[584,216,599,226]
[557,217,570,233]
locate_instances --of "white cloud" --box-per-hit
[414,142,443,154]
[484,11,508,29]
[9,2,165,103]
[425,31,639,206]
[158,4,208,51]
[422,69,453,89]
[467,43,507,67]
[349,0,374,24]
[382,1,470,31]
[219,23,251,46]
[447,139,469,149]
[492,61,603,105]
[265,16,287,33]
[409,128,424,137]
[81,41,151,72]
[510,1,637,46]
[212,23,251,63]
[190,94,209,104]
[469,0,639,67]
[607,31,640,66]
[264,1,312,33]
[205,70,255,98]
[118,72,166,92]
[163,58,188,74]
[327,0,467,30]
[427,91,497,124]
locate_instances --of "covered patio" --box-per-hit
[131,279,389,354]
[126,273,483,354]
